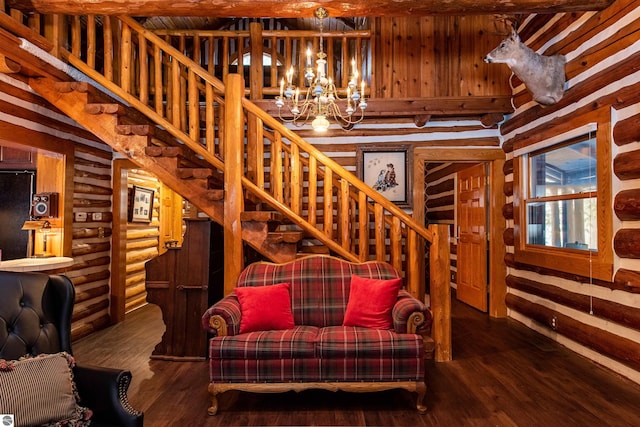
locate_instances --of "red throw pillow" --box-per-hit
[236,282,295,334]
[343,275,402,329]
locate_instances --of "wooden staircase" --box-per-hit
[29,78,305,264]
[15,14,444,303]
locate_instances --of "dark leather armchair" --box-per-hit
[0,270,143,427]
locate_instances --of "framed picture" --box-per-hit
[128,185,154,223]
[356,145,413,209]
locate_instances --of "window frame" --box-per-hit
[513,109,613,281]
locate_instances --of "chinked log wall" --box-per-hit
[425,162,475,288]
[0,72,115,340]
[124,169,160,313]
[501,0,640,383]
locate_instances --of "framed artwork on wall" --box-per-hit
[356,145,413,209]
[128,185,154,223]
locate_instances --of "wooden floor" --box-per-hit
[73,298,640,426]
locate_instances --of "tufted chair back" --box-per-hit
[0,271,74,361]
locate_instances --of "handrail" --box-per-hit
[241,98,433,243]
[150,24,372,98]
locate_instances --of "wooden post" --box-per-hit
[249,22,263,100]
[405,229,420,298]
[429,223,451,362]
[490,158,507,318]
[245,113,259,184]
[223,74,245,296]
[103,16,113,81]
[120,22,131,93]
[86,15,96,69]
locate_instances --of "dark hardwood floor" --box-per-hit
[73,298,640,426]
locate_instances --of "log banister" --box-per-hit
[241,98,433,244]
[146,25,371,97]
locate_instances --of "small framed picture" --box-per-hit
[128,185,154,223]
[356,145,413,209]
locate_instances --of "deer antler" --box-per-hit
[492,14,520,36]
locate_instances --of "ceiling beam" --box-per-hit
[7,0,615,18]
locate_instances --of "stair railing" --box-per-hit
[221,74,435,296]
[56,14,226,173]
[152,23,372,100]
[2,9,451,359]
[48,14,433,277]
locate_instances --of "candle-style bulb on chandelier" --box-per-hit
[275,7,367,132]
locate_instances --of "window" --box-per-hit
[525,134,597,250]
[513,110,612,281]
[231,51,282,67]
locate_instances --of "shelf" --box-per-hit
[0,256,74,272]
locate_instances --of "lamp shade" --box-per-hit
[311,115,330,132]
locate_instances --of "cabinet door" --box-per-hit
[174,221,211,358]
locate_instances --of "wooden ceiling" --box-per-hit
[7,0,614,17]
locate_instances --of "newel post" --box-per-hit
[429,223,452,362]
[223,74,245,296]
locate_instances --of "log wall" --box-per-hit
[424,162,470,288]
[501,0,640,384]
[125,169,160,313]
[0,72,115,340]
[303,118,501,179]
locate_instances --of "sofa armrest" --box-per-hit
[201,293,241,336]
[392,290,433,334]
[74,364,143,427]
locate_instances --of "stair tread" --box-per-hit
[145,146,183,157]
[176,168,213,179]
[241,211,284,222]
[204,189,225,201]
[116,124,154,136]
[299,245,330,254]
[85,103,124,115]
[266,230,303,244]
[54,81,90,93]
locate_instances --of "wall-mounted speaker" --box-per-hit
[31,192,58,218]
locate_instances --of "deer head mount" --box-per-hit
[484,29,566,106]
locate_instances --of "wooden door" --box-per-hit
[456,163,488,312]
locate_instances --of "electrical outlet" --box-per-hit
[551,316,558,330]
[92,212,103,221]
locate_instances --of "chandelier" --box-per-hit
[275,7,367,132]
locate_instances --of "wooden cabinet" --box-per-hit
[145,219,223,360]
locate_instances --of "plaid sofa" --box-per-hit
[201,255,432,414]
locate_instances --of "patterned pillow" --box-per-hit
[0,352,92,427]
